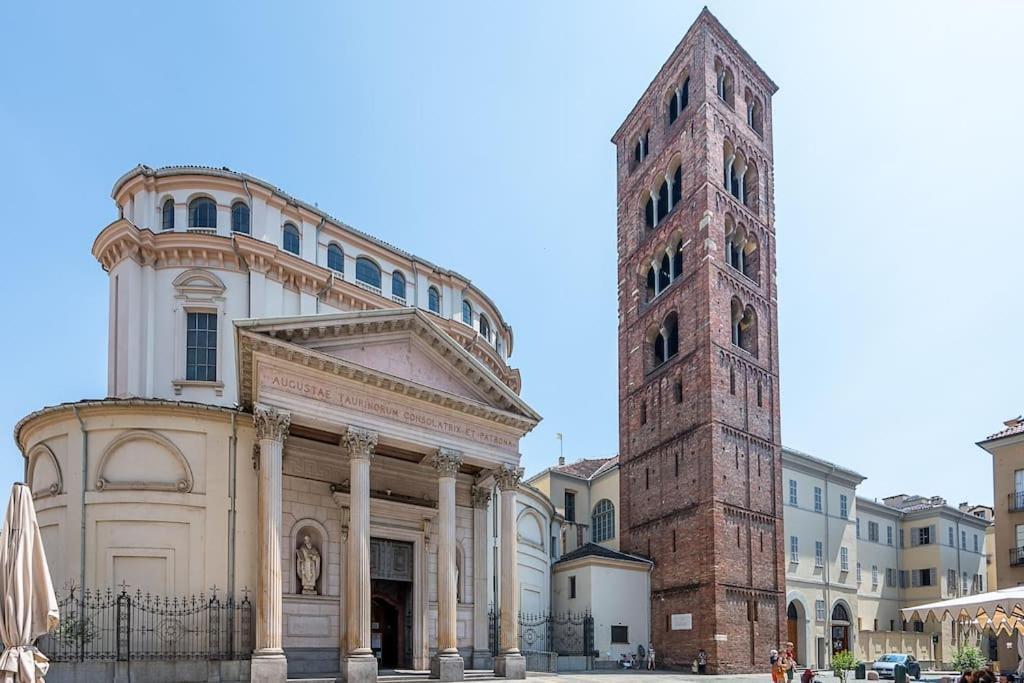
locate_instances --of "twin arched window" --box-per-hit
[592,499,615,543]
[189,197,217,229]
[724,215,760,283]
[231,202,250,234]
[392,271,406,301]
[161,198,175,230]
[462,300,473,326]
[715,59,735,108]
[327,243,344,272]
[356,257,381,289]
[645,241,684,302]
[651,312,679,368]
[745,88,764,136]
[722,139,760,213]
[667,77,690,124]
[643,162,684,230]
[633,129,650,165]
[428,286,441,314]
[730,297,758,356]
[282,223,301,255]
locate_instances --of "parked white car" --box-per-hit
[873,654,922,680]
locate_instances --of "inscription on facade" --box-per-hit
[258,365,518,453]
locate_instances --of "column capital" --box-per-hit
[494,464,523,492]
[253,403,291,442]
[431,447,463,478]
[471,485,492,509]
[342,426,378,461]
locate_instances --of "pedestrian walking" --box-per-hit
[697,648,708,674]
[784,641,796,683]
[648,644,656,670]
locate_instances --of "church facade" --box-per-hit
[16,165,542,682]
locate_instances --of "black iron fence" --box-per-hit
[488,608,594,659]
[37,585,254,662]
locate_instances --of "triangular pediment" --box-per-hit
[235,308,540,425]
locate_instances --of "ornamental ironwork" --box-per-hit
[488,608,594,663]
[38,584,254,662]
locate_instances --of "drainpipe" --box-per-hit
[240,179,254,317]
[823,465,834,667]
[73,406,88,595]
[314,217,325,313]
[227,412,238,599]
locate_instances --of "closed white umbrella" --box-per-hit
[0,483,59,682]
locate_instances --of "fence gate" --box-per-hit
[488,609,594,666]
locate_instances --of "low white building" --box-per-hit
[551,544,652,669]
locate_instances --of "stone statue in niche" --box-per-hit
[296,534,321,595]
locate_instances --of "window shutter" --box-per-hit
[910,527,919,546]
[930,525,937,544]
[912,570,921,587]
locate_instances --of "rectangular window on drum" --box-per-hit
[186,311,217,381]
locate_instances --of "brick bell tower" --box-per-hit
[613,9,783,673]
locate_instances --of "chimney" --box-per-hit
[558,456,565,466]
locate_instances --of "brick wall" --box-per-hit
[614,10,783,673]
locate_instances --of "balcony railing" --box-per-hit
[1010,547,1024,567]
[1009,491,1024,512]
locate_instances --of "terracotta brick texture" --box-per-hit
[612,10,784,673]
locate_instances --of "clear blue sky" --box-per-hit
[1,1,1020,507]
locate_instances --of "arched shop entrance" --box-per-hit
[831,603,851,654]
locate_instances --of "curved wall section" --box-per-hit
[99,165,520,406]
[16,400,258,599]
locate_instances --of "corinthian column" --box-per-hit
[430,448,464,681]
[341,426,378,683]
[493,464,525,680]
[470,482,492,669]
[252,404,290,683]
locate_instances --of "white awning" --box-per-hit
[901,587,1024,634]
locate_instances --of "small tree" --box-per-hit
[832,650,858,683]
[952,644,985,672]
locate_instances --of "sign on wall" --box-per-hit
[670,613,693,630]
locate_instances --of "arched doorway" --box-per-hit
[787,602,801,664]
[831,603,851,654]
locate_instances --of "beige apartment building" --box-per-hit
[527,456,620,553]
[781,449,992,668]
[978,417,1024,588]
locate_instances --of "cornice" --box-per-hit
[781,447,865,487]
[14,398,247,453]
[91,220,521,392]
[552,555,653,574]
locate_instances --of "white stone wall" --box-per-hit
[106,167,514,408]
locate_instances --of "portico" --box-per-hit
[238,309,540,683]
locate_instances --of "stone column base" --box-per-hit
[340,654,378,683]
[250,650,288,683]
[430,654,465,681]
[493,653,525,679]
